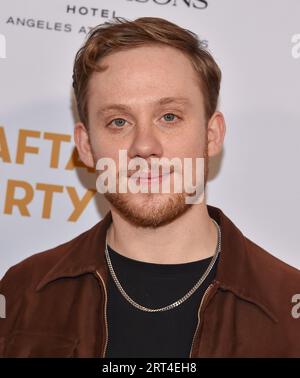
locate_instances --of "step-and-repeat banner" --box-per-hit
[1,0,300,278]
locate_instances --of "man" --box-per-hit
[0,17,299,358]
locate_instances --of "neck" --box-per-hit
[106,199,218,265]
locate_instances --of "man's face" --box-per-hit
[84,44,209,228]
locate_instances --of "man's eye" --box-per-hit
[108,118,127,128]
[162,113,178,122]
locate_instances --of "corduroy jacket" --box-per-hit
[0,205,300,357]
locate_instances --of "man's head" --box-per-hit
[73,17,226,228]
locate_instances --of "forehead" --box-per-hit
[87,44,203,103]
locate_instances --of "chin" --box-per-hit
[104,191,193,228]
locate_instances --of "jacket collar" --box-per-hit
[207,206,278,322]
[36,205,278,322]
[36,211,112,292]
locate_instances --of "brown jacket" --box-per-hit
[0,205,299,357]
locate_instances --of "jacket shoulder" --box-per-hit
[245,237,300,286]
[0,222,98,295]
[243,236,300,323]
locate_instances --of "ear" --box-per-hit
[207,111,226,157]
[74,122,95,168]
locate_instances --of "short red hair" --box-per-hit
[72,17,221,126]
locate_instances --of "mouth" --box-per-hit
[128,167,174,177]
[125,167,174,188]
[137,171,172,185]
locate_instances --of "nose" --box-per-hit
[127,123,163,161]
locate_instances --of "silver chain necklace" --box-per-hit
[105,219,221,313]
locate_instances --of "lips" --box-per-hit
[137,172,172,186]
[139,172,166,180]
[128,168,174,179]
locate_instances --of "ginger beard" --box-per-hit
[92,136,209,229]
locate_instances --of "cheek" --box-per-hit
[90,142,124,171]
[92,147,119,163]
[171,133,206,158]
[88,130,113,159]
[190,125,207,154]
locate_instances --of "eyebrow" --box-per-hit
[97,97,191,116]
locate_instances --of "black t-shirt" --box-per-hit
[105,243,219,358]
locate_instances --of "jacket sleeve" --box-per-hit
[0,276,4,356]
[0,266,23,357]
[0,269,8,356]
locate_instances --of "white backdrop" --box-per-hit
[0,0,300,279]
